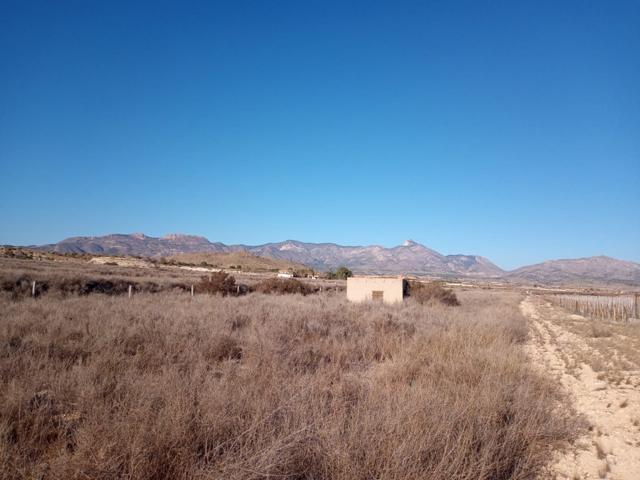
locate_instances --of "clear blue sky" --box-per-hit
[1,1,639,270]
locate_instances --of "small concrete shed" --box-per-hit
[346,276,407,304]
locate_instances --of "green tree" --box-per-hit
[333,266,353,280]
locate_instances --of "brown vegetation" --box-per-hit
[195,272,242,296]
[252,277,315,295]
[408,280,460,306]
[0,287,578,479]
[1,273,188,299]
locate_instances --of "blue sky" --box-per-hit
[1,0,638,270]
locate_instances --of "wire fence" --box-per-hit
[546,293,640,322]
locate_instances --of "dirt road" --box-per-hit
[521,296,640,480]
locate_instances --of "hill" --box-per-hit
[505,256,640,286]
[167,251,308,272]
[37,233,229,257]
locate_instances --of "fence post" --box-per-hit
[191,285,194,297]
[32,281,36,298]
[128,285,132,299]
[635,293,639,319]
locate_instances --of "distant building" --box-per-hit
[277,272,294,279]
[346,276,407,304]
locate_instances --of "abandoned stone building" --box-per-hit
[346,276,407,304]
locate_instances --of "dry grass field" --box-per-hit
[0,256,342,297]
[0,257,581,479]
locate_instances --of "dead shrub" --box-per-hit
[0,269,187,300]
[227,314,251,331]
[122,333,146,356]
[408,280,460,306]
[288,348,332,373]
[373,315,416,338]
[47,342,91,366]
[7,335,22,351]
[253,278,315,295]
[58,278,131,296]
[590,324,613,338]
[196,272,239,296]
[1,275,48,299]
[203,334,243,362]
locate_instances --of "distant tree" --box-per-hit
[327,266,353,280]
[336,266,353,279]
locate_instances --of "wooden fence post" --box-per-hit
[635,293,639,319]
[128,285,132,299]
[32,281,36,298]
[191,285,194,297]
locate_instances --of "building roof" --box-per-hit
[349,275,405,280]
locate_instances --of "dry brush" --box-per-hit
[0,289,579,479]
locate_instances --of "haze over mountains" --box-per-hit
[32,233,640,285]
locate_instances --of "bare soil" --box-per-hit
[521,296,640,480]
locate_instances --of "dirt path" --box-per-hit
[521,296,640,480]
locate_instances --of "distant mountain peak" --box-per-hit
[402,239,418,247]
[279,241,305,252]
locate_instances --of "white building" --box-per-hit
[346,276,406,304]
[277,272,294,279]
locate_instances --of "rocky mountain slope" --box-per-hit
[34,234,503,277]
[505,256,640,286]
[39,233,229,257]
[247,239,504,276]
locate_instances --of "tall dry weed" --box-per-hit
[0,290,579,479]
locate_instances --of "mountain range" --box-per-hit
[505,256,640,286]
[32,233,640,286]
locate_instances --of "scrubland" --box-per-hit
[0,256,344,296]
[0,280,580,480]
